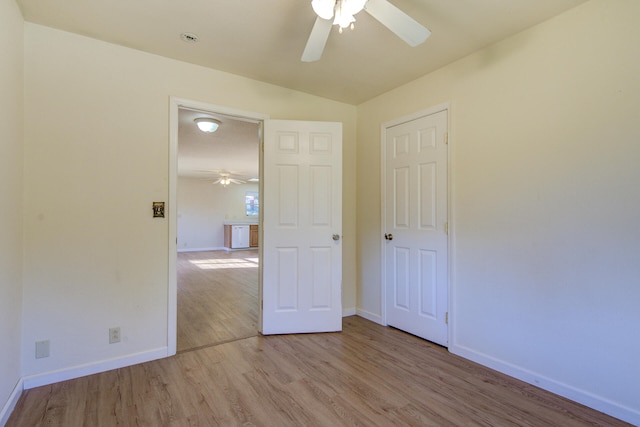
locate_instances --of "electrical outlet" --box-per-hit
[35,340,50,359]
[109,327,121,344]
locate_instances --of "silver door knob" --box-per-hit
[385,233,393,240]
[332,234,340,241]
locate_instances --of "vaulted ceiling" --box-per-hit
[17,0,587,180]
[17,0,586,105]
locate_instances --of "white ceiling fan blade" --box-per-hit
[301,16,333,62]
[364,0,431,47]
[229,178,246,184]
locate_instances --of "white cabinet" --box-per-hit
[224,225,250,249]
[232,225,250,249]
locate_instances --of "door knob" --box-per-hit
[385,233,393,240]
[332,234,340,241]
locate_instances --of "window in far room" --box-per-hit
[246,191,259,216]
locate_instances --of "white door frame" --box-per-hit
[380,102,453,340]
[168,97,269,356]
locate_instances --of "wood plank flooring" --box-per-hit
[8,316,630,426]
[176,250,259,352]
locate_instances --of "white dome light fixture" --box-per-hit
[194,117,222,133]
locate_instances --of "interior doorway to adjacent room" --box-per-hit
[175,105,261,352]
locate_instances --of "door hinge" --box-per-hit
[444,222,449,235]
[444,132,449,145]
[445,312,449,325]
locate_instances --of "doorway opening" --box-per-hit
[168,98,269,355]
[169,99,344,350]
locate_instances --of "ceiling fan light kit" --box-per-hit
[303,0,431,62]
[312,0,367,29]
[213,173,245,187]
[311,0,336,20]
[194,117,222,133]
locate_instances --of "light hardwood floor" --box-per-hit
[7,250,630,426]
[177,250,259,352]
[8,315,629,426]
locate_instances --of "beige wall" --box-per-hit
[0,0,24,420]
[177,177,259,250]
[22,23,357,381]
[11,0,639,423]
[356,0,640,422]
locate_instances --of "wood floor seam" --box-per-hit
[176,333,259,355]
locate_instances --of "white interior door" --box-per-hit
[384,109,448,346]
[262,119,342,335]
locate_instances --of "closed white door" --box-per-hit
[384,109,448,346]
[262,120,342,334]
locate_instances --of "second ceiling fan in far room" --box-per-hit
[302,0,431,62]
[212,172,245,187]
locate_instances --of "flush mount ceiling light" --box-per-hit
[194,117,222,133]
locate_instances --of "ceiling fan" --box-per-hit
[302,0,431,62]
[213,172,245,187]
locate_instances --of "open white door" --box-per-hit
[262,120,342,334]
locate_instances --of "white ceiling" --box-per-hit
[17,0,586,179]
[178,109,260,181]
[17,0,587,105]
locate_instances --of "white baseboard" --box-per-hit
[342,307,356,317]
[356,308,383,325]
[22,347,168,390]
[449,344,640,426]
[177,247,225,253]
[0,377,23,427]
